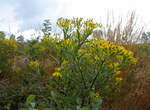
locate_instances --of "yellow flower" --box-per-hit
[42,37,53,42]
[129,57,137,63]
[90,92,100,99]
[52,72,62,78]
[116,55,122,60]
[116,77,123,81]
[115,71,121,75]
[127,51,134,56]
[95,56,100,61]
[109,62,119,68]
[113,62,119,67]
[62,60,69,65]
[28,60,40,68]
[55,67,62,71]
[78,49,86,53]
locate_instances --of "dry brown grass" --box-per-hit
[101,45,150,110]
[94,12,144,45]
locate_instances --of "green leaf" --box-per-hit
[51,91,58,99]
[26,95,36,103]
[78,107,89,110]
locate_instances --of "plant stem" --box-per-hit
[90,60,105,89]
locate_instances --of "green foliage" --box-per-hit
[19,95,54,110]
[26,95,36,103]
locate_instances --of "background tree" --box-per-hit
[17,35,24,43]
[42,19,52,37]
[142,32,150,43]
[0,31,5,40]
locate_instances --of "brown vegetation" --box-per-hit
[100,12,150,109]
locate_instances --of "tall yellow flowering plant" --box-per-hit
[46,18,137,110]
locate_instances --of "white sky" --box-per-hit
[0,0,150,39]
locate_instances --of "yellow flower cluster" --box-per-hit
[117,46,137,63]
[4,40,18,48]
[84,19,99,29]
[52,67,63,78]
[89,39,137,64]
[60,40,74,48]
[28,60,40,69]
[52,72,62,78]
[42,37,54,42]
[57,18,101,30]
[108,62,122,75]
[90,40,112,51]
[116,77,123,81]
[57,17,71,28]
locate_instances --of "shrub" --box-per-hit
[42,18,136,110]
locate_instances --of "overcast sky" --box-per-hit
[0,0,150,38]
